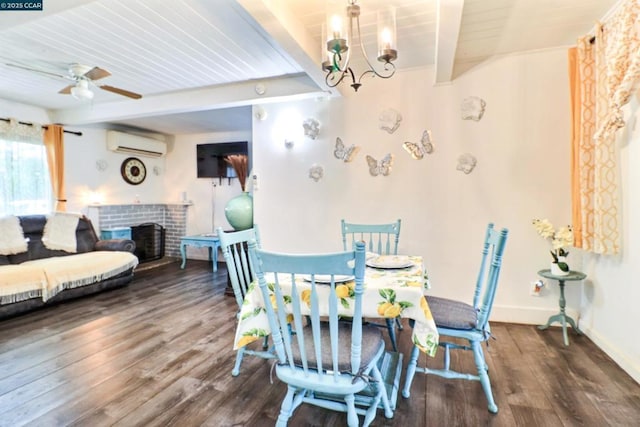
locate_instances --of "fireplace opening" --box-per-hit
[131,223,165,263]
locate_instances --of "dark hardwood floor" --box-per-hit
[1,260,638,426]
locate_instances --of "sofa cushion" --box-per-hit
[0,265,46,304]
[42,213,81,253]
[22,251,139,301]
[0,216,28,255]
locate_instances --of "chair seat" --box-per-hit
[426,295,478,330]
[291,322,385,371]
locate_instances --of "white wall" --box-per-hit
[254,48,575,318]
[579,93,640,383]
[0,99,50,123]
[166,130,253,236]
[251,48,638,383]
[64,127,168,213]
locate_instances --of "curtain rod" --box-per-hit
[0,117,82,136]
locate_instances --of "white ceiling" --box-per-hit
[0,0,618,135]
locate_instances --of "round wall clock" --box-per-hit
[120,157,147,185]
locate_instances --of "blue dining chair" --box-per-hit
[341,219,402,352]
[341,219,401,256]
[402,223,508,414]
[217,225,275,376]
[248,240,396,427]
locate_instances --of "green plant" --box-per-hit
[532,219,574,272]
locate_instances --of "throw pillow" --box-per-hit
[0,216,28,255]
[42,212,81,253]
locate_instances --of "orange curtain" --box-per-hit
[43,124,66,212]
[568,48,583,248]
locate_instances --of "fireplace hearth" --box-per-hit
[131,223,165,263]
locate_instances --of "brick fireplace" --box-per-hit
[87,203,190,258]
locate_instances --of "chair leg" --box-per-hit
[395,316,403,330]
[371,364,393,419]
[232,347,245,377]
[277,386,296,427]
[472,341,498,414]
[402,345,420,398]
[262,335,269,350]
[344,394,358,427]
[385,318,398,352]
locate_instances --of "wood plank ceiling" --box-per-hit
[0,0,619,134]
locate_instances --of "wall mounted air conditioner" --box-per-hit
[107,130,167,158]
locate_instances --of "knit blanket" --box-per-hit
[21,251,139,301]
[0,265,46,304]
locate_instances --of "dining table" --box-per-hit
[233,254,439,357]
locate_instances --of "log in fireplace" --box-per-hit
[131,223,165,263]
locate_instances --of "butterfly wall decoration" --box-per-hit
[366,153,393,177]
[333,137,360,162]
[402,130,434,160]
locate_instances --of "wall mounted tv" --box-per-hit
[196,141,249,179]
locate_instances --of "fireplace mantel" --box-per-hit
[88,202,193,207]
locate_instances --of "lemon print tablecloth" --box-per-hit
[233,256,438,357]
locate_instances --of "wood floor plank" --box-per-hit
[0,259,638,426]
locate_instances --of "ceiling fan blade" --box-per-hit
[84,66,111,81]
[58,85,74,94]
[6,63,68,79]
[99,85,142,99]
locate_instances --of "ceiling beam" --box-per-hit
[235,0,346,98]
[49,74,325,125]
[434,0,464,84]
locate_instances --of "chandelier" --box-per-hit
[323,0,398,92]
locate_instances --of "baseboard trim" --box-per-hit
[579,326,640,384]
[491,304,579,325]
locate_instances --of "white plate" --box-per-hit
[366,252,379,260]
[366,255,413,269]
[302,274,354,284]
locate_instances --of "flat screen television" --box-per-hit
[196,141,249,178]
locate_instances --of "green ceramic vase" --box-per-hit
[224,191,253,230]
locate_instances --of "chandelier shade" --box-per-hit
[323,0,398,92]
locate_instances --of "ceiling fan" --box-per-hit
[5,62,142,101]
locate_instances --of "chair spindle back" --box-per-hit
[248,240,367,380]
[472,223,509,330]
[217,226,261,310]
[341,219,401,255]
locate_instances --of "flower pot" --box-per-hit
[225,191,253,231]
[550,256,569,276]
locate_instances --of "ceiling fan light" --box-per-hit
[71,80,94,100]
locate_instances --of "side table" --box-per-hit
[537,269,587,346]
[180,234,221,273]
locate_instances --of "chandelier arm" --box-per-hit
[325,68,347,88]
[353,14,395,81]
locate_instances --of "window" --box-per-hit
[0,120,52,216]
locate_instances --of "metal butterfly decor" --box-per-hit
[333,137,360,163]
[366,153,393,177]
[402,130,434,160]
